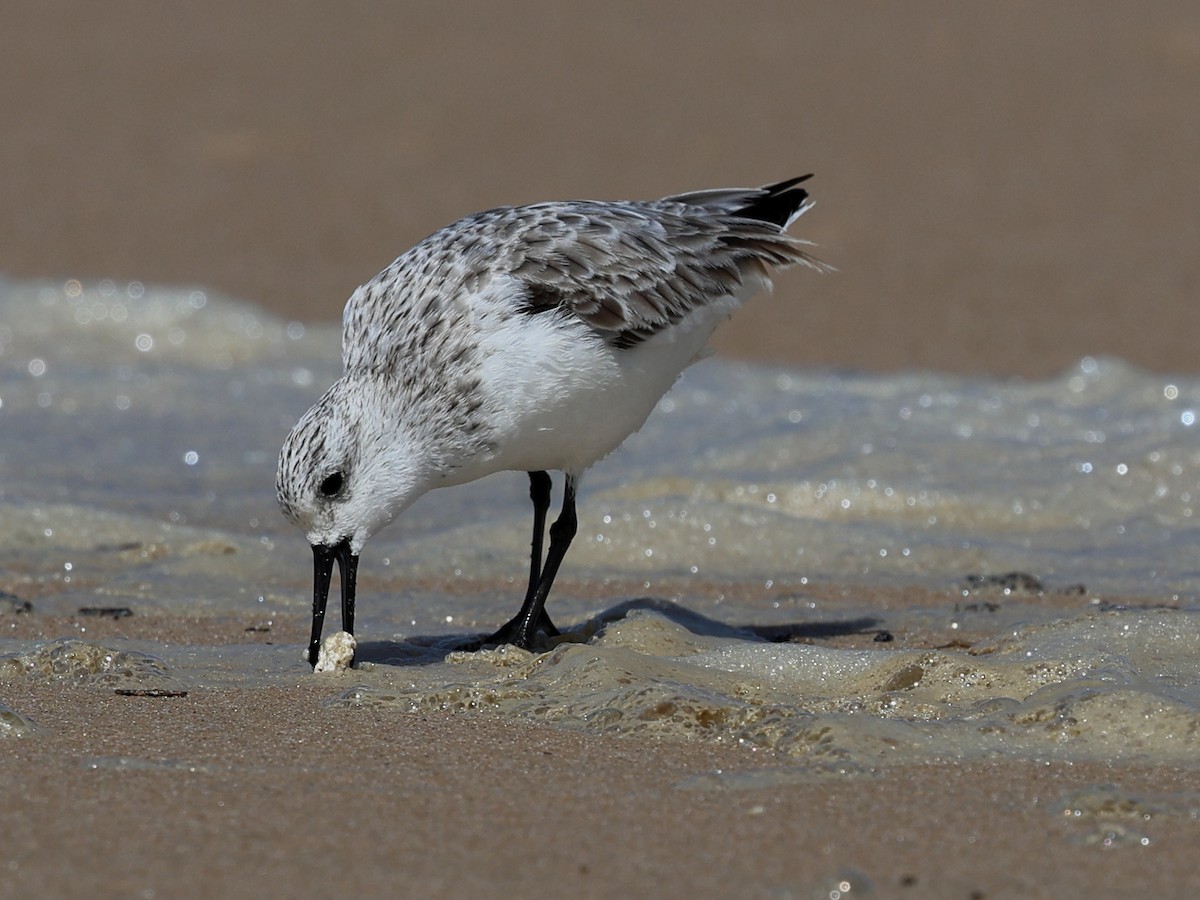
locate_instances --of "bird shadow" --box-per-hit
[351,596,883,668]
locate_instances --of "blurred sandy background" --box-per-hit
[2,1,1197,378]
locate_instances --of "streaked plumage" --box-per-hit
[277,177,826,666]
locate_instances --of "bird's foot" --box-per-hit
[459,608,560,652]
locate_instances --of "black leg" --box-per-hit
[481,474,577,650]
[525,471,551,606]
[525,471,560,638]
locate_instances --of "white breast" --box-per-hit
[459,295,737,481]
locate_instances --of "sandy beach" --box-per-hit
[5,595,1200,899]
[3,4,1200,898]
[9,684,1197,899]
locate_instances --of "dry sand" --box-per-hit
[1,2,1198,377]
[3,3,1200,897]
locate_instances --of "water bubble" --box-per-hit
[135,334,154,352]
[183,451,199,466]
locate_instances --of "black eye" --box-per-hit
[318,471,344,498]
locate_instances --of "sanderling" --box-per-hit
[277,176,827,666]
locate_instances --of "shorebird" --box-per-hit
[277,176,825,666]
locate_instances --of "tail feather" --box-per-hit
[665,175,814,229]
[731,175,814,228]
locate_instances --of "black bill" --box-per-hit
[308,538,359,668]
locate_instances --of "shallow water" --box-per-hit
[3,275,1200,776]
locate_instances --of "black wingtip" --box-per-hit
[736,175,814,228]
[764,174,814,193]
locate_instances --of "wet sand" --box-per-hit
[9,682,1198,899]
[4,4,1200,897]
[5,589,1200,899]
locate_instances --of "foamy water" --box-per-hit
[3,276,1200,778]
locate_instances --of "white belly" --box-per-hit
[464,303,732,479]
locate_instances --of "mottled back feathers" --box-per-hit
[342,178,825,369]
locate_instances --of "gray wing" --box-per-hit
[342,178,825,370]
[502,178,825,349]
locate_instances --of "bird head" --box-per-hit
[276,374,428,664]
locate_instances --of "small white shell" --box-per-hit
[313,631,357,673]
